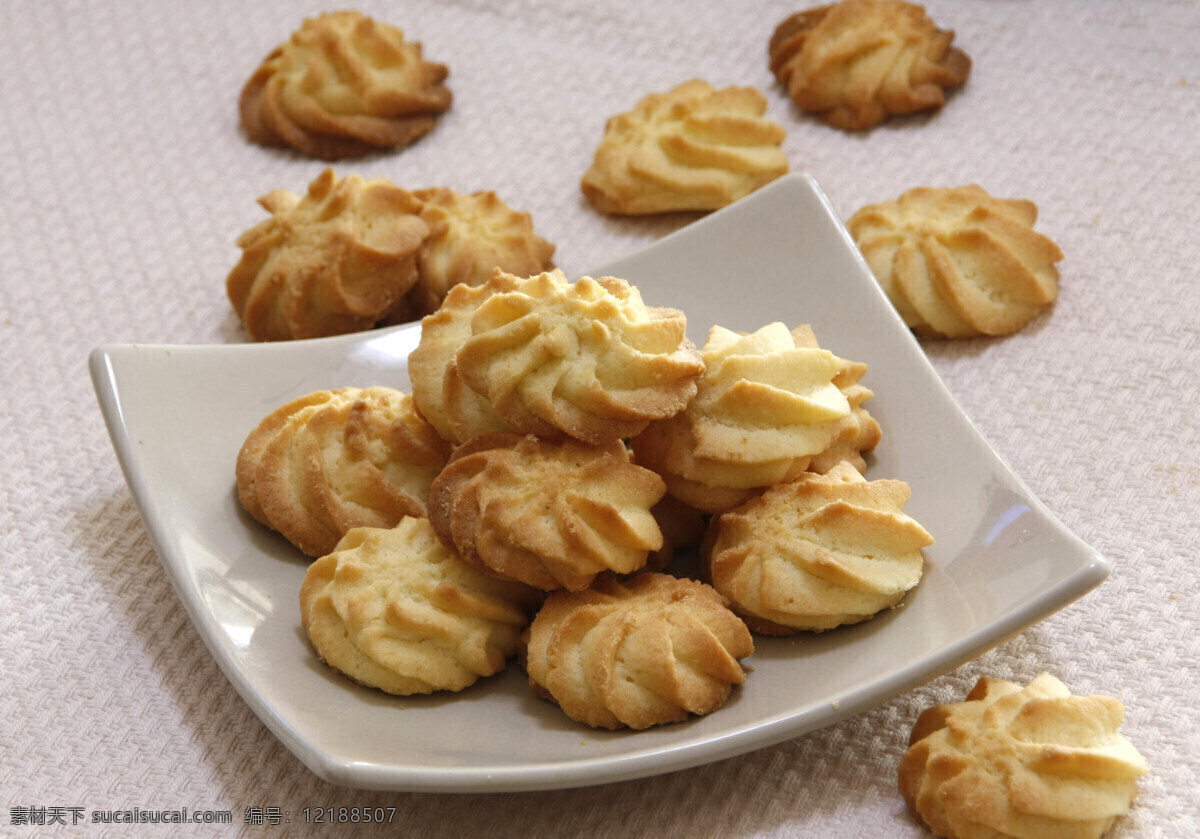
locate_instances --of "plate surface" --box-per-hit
[90,173,1108,792]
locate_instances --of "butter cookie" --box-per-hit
[408,271,524,445]
[631,322,857,513]
[523,573,753,729]
[240,11,451,160]
[400,188,556,319]
[900,674,1148,839]
[702,462,932,633]
[453,270,704,444]
[848,184,1063,338]
[428,433,666,591]
[226,168,429,341]
[770,0,970,131]
[239,386,451,557]
[581,79,788,214]
[300,518,539,695]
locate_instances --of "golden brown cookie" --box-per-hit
[770,0,970,131]
[407,271,524,445]
[399,188,557,319]
[226,168,429,341]
[630,322,856,514]
[522,573,753,730]
[702,462,932,633]
[581,79,789,215]
[793,324,881,474]
[236,387,354,525]
[848,184,1064,338]
[239,386,451,557]
[453,270,704,444]
[899,674,1148,839]
[428,433,666,591]
[300,518,540,695]
[239,11,451,160]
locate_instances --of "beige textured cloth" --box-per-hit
[1,1,1196,836]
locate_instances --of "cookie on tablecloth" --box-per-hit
[899,674,1148,839]
[240,10,451,160]
[385,188,556,322]
[226,168,429,341]
[581,79,788,214]
[848,184,1063,338]
[770,0,970,131]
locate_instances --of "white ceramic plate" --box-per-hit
[90,173,1108,792]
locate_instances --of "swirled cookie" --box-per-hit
[793,324,882,474]
[236,387,354,526]
[239,11,452,160]
[769,0,970,131]
[239,386,451,557]
[400,188,557,319]
[300,518,540,695]
[408,271,523,444]
[630,322,855,514]
[454,270,704,444]
[581,79,789,215]
[522,573,753,729]
[226,168,429,341]
[429,433,666,591]
[702,462,932,633]
[899,674,1148,839]
[848,185,1064,338]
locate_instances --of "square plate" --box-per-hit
[90,173,1108,792]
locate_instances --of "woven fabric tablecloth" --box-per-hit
[2,1,1197,836]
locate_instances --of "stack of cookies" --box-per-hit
[234,268,935,731]
[226,169,556,342]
